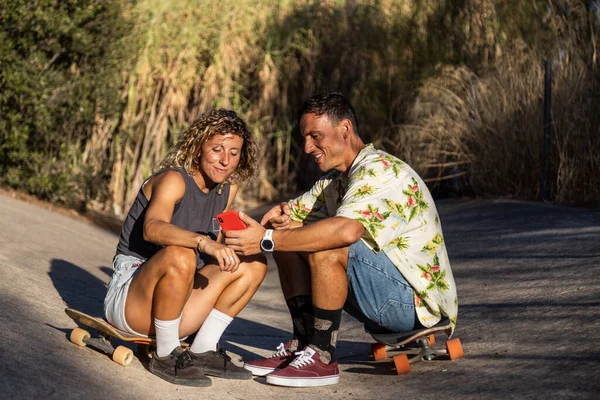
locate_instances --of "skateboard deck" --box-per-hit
[370,318,464,374]
[66,307,166,366]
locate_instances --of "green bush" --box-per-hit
[0,0,133,205]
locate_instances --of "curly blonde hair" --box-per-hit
[154,109,259,183]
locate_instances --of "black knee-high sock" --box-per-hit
[309,306,342,364]
[286,295,313,351]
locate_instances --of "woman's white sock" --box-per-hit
[154,315,182,357]
[190,308,233,353]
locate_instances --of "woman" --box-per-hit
[103,109,266,387]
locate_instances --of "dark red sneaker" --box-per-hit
[243,342,296,376]
[266,346,340,387]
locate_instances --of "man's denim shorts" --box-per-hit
[344,239,416,333]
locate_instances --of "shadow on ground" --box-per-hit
[47,257,364,365]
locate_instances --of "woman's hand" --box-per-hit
[201,239,240,273]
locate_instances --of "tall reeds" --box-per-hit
[79,0,599,215]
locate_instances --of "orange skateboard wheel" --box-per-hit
[371,343,388,361]
[446,338,464,360]
[393,353,411,374]
[427,334,435,345]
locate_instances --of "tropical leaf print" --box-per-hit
[353,184,376,199]
[417,255,450,293]
[416,290,440,317]
[355,204,390,239]
[355,166,377,181]
[415,292,424,308]
[416,291,440,316]
[421,232,444,255]
[355,167,365,181]
[383,198,407,221]
[402,177,429,221]
[376,153,405,178]
[314,191,326,211]
[289,198,313,221]
[384,236,410,253]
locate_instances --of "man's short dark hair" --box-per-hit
[298,92,359,136]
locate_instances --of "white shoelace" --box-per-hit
[289,348,316,369]
[269,343,289,358]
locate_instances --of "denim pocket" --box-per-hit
[378,298,415,332]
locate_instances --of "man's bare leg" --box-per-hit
[273,247,348,359]
[308,247,349,309]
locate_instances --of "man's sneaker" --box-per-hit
[266,346,340,387]
[149,347,211,387]
[189,346,252,380]
[243,341,296,376]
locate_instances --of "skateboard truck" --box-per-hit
[370,318,464,374]
[70,326,136,366]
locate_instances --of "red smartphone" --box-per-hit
[216,210,247,230]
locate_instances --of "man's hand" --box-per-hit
[224,212,266,256]
[260,202,292,230]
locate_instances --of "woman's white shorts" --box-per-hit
[103,254,147,337]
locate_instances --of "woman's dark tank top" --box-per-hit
[115,168,230,265]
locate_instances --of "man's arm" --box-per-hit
[224,213,364,255]
[273,216,364,252]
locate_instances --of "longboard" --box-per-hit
[370,318,464,374]
[65,307,187,366]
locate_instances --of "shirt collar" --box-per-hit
[345,143,374,177]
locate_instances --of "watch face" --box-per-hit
[261,239,274,252]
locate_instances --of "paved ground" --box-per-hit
[0,193,599,399]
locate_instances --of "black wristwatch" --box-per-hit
[260,229,275,252]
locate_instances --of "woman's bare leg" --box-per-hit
[125,245,197,335]
[179,254,267,336]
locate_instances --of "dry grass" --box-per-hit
[389,41,599,207]
[81,0,599,215]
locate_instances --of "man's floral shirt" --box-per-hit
[288,144,458,332]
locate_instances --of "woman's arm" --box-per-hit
[143,172,240,271]
[142,170,203,248]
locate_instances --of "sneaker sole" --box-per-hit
[150,369,212,387]
[243,364,277,377]
[202,367,253,380]
[266,374,340,387]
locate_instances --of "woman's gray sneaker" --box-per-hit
[149,347,212,387]
[189,347,252,380]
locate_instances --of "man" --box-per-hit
[224,92,458,387]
